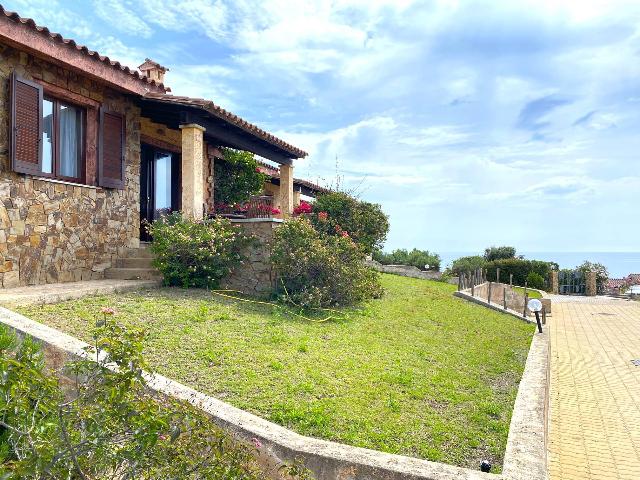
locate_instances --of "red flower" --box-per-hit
[317,211,328,221]
[293,201,313,215]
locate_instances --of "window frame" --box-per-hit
[41,95,86,184]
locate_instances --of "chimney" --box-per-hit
[138,58,169,85]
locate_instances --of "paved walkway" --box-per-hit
[0,279,160,306]
[548,296,640,480]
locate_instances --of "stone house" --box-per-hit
[0,6,308,289]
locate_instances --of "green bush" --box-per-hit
[449,255,486,275]
[0,321,309,479]
[526,271,545,290]
[311,192,389,254]
[485,258,554,288]
[484,246,516,262]
[272,217,383,309]
[148,213,253,289]
[373,248,441,271]
[214,148,267,205]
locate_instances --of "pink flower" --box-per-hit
[100,307,116,315]
[251,437,262,449]
[317,211,328,221]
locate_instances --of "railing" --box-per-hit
[213,196,279,219]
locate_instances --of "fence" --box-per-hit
[214,195,277,219]
[458,268,547,320]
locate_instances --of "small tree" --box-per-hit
[484,246,516,262]
[450,255,486,275]
[311,191,389,254]
[576,261,609,293]
[214,148,267,205]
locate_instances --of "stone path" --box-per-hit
[548,296,640,479]
[0,279,160,306]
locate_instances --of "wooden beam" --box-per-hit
[181,111,295,165]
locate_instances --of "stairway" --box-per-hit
[104,244,162,281]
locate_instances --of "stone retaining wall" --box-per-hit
[367,259,443,280]
[222,218,281,297]
[0,45,141,287]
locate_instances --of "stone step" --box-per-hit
[104,268,162,281]
[116,257,154,269]
[126,246,154,259]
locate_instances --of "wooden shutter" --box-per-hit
[98,108,125,189]
[10,72,43,175]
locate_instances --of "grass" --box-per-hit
[513,286,543,299]
[16,274,534,471]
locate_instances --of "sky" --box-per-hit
[8,0,640,253]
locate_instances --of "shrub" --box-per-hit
[526,271,545,290]
[0,321,308,479]
[311,192,389,254]
[484,246,516,262]
[271,217,383,308]
[148,213,253,289]
[373,248,441,271]
[214,148,267,205]
[485,258,554,288]
[450,255,486,275]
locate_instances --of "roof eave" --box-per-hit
[0,7,166,95]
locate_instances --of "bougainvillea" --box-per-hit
[293,200,313,216]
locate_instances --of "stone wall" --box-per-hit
[0,45,141,287]
[222,219,281,297]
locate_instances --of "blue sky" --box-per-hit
[9,0,640,253]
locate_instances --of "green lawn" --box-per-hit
[513,286,542,299]
[16,274,533,471]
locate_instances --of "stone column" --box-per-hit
[550,270,559,294]
[279,163,294,218]
[179,124,206,220]
[585,271,597,296]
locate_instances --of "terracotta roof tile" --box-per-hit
[144,93,308,158]
[0,6,167,91]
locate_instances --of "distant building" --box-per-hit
[605,274,640,295]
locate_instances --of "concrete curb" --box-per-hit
[0,305,547,480]
[0,279,161,307]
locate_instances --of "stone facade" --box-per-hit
[222,219,281,297]
[0,45,141,287]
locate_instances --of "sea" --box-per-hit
[438,252,640,279]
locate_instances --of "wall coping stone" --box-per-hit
[0,302,548,480]
[229,218,284,224]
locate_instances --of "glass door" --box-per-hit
[140,144,180,241]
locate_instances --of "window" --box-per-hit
[41,97,84,181]
[11,72,125,189]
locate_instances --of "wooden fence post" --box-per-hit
[471,280,475,297]
[503,287,507,310]
[488,281,492,304]
[497,268,500,284]
[509,274,513,287]
[523,293,529,318]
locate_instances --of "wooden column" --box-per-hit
[279,163,294,218]
[179,123,206,220]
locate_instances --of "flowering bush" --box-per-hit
[271,217,383,308]
[148,213,253,289]
[293,200,313,215]
[311,192,389,254]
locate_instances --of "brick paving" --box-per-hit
[548,297,640,479]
